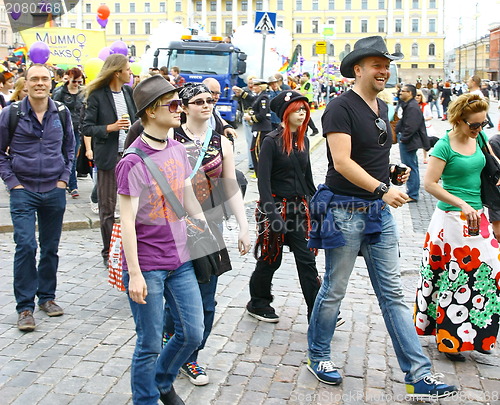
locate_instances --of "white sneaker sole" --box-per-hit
[180,367,209,386]
[306,364,342,385]
[246,309,279,323]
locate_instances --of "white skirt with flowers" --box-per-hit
[414,208,500,353]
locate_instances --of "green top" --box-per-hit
[431,131,485,211]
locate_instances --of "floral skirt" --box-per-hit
[414,208,500,353]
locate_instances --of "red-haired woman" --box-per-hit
[246,91,320,323]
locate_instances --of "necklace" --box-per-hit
[185,125,206,141]
[142,131,167,143]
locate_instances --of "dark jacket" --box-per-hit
[52,84,85,134]
[82,85,136,170]
[0,97,75,191]
[250,91,272,132]
[396,98,430,152]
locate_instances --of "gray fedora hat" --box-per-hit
[340,36,403,78]
[133,75,177,118]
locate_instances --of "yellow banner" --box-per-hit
[20,28,105,66]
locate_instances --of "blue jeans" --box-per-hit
[430,100,441,117]
[10,187,66,313]
[398,135,420,200]
[307,207,431,384]
[123,262,204,404]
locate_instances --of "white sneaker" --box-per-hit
[89,195,99,214]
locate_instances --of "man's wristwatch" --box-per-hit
[373,182,389,199]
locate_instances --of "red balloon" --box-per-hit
[97,4,110,20]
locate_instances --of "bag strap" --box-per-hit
[477,131,489,151]
[289,151,310,197]
[124,146,188,220]
[190,128,213,179]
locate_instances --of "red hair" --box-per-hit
[281,100,310,155]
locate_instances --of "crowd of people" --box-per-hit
[0,33,499,404]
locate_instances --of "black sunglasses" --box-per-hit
[463,119,489,130]
[159,99,182,113]
[375,118,388,146]
[188,98,216,106]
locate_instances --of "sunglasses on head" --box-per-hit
[188,98,216,106]
[375,117,388,146]
[463,119,488,130]
[159,99,183,113]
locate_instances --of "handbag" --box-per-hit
[124,146,222,284]
[108,223,126,291]
[478,131,500,211]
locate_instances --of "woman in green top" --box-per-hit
[413,93,500,362]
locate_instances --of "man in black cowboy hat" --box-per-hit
[306,36,458,401]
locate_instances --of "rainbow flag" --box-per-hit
[13,46,27,56]
[278,60,289,73]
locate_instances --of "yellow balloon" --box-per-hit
[130,62,142,76]
[84,58,104,82]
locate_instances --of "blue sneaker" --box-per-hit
[406,373,458,401]
[306,359,342,385]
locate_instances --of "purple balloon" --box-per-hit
[110,40,128,56]
[98,47,113,61]
[29,41,50,64]
[96,16,108,28]
[10,11,22,20]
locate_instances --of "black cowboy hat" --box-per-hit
[340,36,403,79]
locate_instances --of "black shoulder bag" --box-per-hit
[125,146,221,284]
[478,131,500,211]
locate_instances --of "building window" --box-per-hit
[345,44,351,53]
[428,43,435,56]
[312,20,319,34]
[296,21,302,34]
[145,2,150,12]
[378,0,385,8]
[277,0,283,10]
[145,22,151,35]
[210,1,217,11]
[429,0,436,8]
[329,43,335,56]
[277,20,283,28]
[312,0,319,10]
[395,19,402,33]
[86,22,92,29]
[429,64,435,68]
[225,21,232,36]
[412,0,418,7]
[395,43,402,53]
[411,64,418,69]
[361,20,367,33]
[345,0,351,10]
[242,1,247,11]
[412,19,419,32]
[296,0,302,10]
[195,1,202,11]
[114,3,119,13]
[345,20,351,33]
[412,43,418,56]
[69,22,75,28]
[210,21,216,33]
[395,0,402,8]
[312,44,317,57]
[115,22,121,35]
[256,1,263,10]
[86,3,91,13]
[362,0,368,9]
[130,3,135,12]
[428,19,436,32]
[378,19,385,33]
[328,19,334,25]
[226,1,232,11]
[129,45,136,57]
[329,0,335,9]
[130,22,135,35]
[175,2,181,11]
[159,2,166,12]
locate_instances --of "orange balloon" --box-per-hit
[97,4,110,20]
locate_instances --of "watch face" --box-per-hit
[381,184,389,193]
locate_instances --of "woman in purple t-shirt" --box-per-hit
[115,75,206,405]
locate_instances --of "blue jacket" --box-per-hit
[0,97,75,192]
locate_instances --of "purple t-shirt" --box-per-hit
[116,137,191,271]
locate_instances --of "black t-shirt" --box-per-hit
[321,90,391,200]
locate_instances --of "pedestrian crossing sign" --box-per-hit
[254,11,276,34]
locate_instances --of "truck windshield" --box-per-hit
[168,50,231,75]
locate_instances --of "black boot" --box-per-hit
[160,386,185,405]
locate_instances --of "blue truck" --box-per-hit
[153,35,247,127]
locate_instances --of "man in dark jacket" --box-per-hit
[82,54,137,266]
[396,84,429,202]
[0,64,75,332]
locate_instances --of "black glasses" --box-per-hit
[160,99,183,113]
[375,118,388,146]
[294,106,307,113]
[188,98,216,106]
[71,80,83,84]
[463,119,489,130]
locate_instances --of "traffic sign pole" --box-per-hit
[260,29,268,78]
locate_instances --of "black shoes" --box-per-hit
[159,386,185,405]
[246,302,279,323]
[444,352,466,362]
